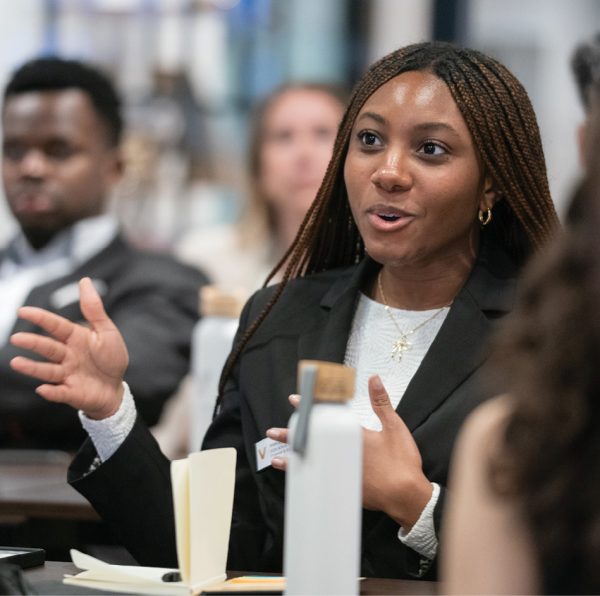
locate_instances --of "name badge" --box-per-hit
[255,437,290,471]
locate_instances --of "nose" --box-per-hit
[19,149,49,179]
[370,151,412,193]
[293,134,321,170]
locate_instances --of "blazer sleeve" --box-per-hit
[68,291,265,570]
[68,419,178,567]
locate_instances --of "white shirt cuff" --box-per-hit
[397,482,440,560]
[78,382,137,462]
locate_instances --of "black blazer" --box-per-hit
[0,233,208,450]
[69,236,517,579]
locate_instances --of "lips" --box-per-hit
[11,191,54,216]
[366,204,415,232]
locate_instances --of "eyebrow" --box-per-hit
[355,112,461,138]
[412,122,461,138]
[356,111,387,125]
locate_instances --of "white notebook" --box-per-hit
[63,448,237,595]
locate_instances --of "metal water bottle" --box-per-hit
[189,286,245,451]
[284,360,362,595]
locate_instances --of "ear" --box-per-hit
[106,147,125,185]
[478,175,499,213]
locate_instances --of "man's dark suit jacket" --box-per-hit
[0,233,208,450]
[69,236,517,579]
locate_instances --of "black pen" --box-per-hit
[162,571,182,582]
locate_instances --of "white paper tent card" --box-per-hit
[63,448,237,595]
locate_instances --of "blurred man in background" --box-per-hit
[0,57,208,451]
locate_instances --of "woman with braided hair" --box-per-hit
[10,41,558,579]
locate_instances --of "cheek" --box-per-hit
[343,157,367,209]
[260,150,286,189]
[431,168,483,210]
[2,164,15,185]
[60,163,109,199]
[343,157,356,197]
[313,150,331,176]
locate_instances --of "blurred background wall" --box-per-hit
[0,0,596,248]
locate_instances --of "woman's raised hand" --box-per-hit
[10,277,129,420]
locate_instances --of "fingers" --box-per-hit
[11,332,67,363]
[79,277,116,333]
[271,457,288,471]
[266,427,289,443]
[35,383,71,404]
[16,306,75,343]
[289,394,300,408]
[10,356,65,384]
[368,374,399,429]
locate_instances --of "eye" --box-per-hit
[419,141,447,156]
[313,126,336,141]
[357,130,382,148]
[2,142,26,161]
[45,140,76,160]
[266,129,294,145]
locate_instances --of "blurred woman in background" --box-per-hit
[176,82,347,289]
[153,82,346,457]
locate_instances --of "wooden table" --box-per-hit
[0,451,97,521]
[25,561,438,595]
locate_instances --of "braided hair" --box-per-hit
[218,40,559,401]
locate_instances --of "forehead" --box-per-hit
[2,89,107,141]
[264,89,344,128]
[357,70,469,131]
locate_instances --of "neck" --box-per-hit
[22,228,59,251]
[374,249,478,311]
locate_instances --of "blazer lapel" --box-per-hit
[397,238,517,431]
[396,291,489,431]
[297,259,377,365]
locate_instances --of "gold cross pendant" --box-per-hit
[391,336,411,361]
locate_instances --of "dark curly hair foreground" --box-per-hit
[488,130,600,592]
[218,40,559,402]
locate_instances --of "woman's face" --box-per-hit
[259,88,344,219]
[344,70,495,271]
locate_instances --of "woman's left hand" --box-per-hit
[363,375,432,531]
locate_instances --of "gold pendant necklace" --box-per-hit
[377,271,449,362]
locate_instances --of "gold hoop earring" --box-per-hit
[478,208,492,226]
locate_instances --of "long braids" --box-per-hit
[441,54,556,254]
[216,41,559,406]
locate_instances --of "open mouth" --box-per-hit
[367,205,414,231]
[378,213,402,222]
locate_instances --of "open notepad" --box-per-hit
[63,448,237,595]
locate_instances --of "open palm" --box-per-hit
[10,277,129,420]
